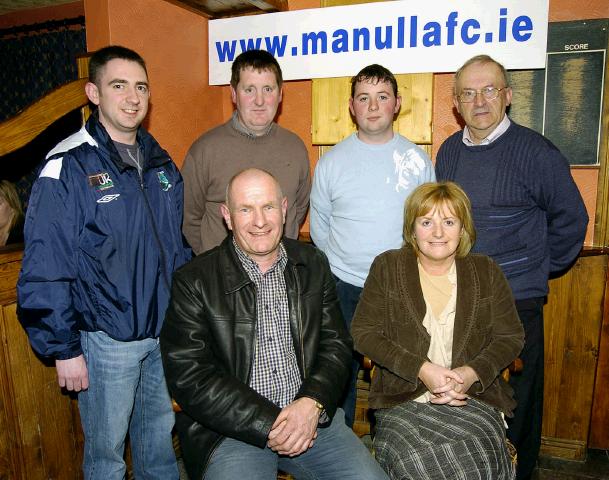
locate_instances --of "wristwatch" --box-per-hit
[313,400,328,423]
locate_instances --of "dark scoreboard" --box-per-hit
[509,19,608,166]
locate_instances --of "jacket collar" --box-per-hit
[85,111,172,172]
[397,246,478,359]
[219,235,305,295]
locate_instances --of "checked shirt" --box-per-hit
[234,239,301,408]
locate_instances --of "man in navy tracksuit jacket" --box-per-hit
[18,46,191,479]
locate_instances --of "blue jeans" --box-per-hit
[205,409,389,480]
[79,331,179,480]
[334,277,363,428]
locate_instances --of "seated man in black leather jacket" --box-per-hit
[160,168,388,480]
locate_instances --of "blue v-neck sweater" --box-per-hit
[436,121,587,300]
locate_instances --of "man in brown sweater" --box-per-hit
[182,50,310,254]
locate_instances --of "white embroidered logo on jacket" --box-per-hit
[96,194,121,204]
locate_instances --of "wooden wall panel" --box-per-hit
[311,73,433,145]
[589,257,609,449]
[541,254,606,459]
[394,73,433,145]
[0,306,20,479]
[311,76,353,145]
[0,248,83,480]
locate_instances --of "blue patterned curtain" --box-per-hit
[0,18,86,207]
[0,18,86,121]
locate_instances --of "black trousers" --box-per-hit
[506,297,545,480]
[333,275,363,429]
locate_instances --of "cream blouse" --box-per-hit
[414,260,457,403]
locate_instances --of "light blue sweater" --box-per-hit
[310,133,435,287]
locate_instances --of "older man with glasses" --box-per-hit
[435,54,588,480]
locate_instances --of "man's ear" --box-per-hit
[85,82,100,106]
[281,196,288,225]
[505,86,513,107]
[230,86,237,105]
[348,97,355,117]
[452,94,461,114]
[394,95,402,115]
[220,203,233,230]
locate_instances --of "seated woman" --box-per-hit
[0,180,24,247]
[351,181,524,480]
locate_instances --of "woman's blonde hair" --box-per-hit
[403,181,476,258]
[0,180,24,232]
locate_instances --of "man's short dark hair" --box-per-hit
[351,64,398,98]
[89,45,148,87]
[230,50,283,89]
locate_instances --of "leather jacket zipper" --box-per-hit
[247,282,257,386]
[293,265,306,377]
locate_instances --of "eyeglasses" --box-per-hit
[457,87,507,103]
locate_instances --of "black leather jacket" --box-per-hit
[160,236,351,480]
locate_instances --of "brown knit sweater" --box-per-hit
[182,119,310,254]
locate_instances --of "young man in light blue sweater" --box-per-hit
[310,64,435,426]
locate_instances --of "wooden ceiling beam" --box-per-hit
[243,0,288,13]
[163,0,214,18]
[165,0,287,18]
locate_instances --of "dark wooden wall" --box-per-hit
[542,253,608,458]
[0,247,83,480]
[590,257,609,449]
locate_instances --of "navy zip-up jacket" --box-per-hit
[18,113,192,360]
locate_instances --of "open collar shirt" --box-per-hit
[233,238,301,407]
[231,110,274,138]
[462,114,511,146]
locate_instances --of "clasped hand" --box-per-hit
[418,362,478,407]
[267,397,320,457]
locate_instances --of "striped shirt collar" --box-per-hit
[462,114,511,146]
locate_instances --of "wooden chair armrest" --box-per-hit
[362,356,374,371]
[509,358,523,374]
[502,358,523,382]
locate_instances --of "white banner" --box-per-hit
[208,0,549,85]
